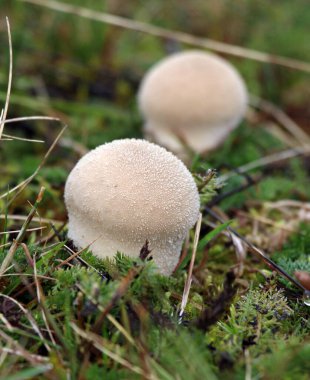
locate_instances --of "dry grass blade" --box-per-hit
[93,266,141,334]
[237,211,300,234]
[33,255,57,347]
[0,187,45,274]
[76,283,135,345]
[205,207,307,292]
[219,146,310,182]
[0,330,49,365]
[106,314,135,346]
[265,200,310,210]
[3,115,61,125]
[0,226,46,235]
[250,95,310,147]
[1,133,44,143]
[55,244,90,269]
[62,244,109,278]
[0,123,67,202]
[0,293,51,352]
[0,273,55,280]
[179,213,202,320]
[0,17,13,140]
[71,323,154,379]
[0,214,63,225]
[21,0,310,72]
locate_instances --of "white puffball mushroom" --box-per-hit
[138,50,248,158]
[64,139,200,275]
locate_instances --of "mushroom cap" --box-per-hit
[64,139,200,275]
[138,50,248,154]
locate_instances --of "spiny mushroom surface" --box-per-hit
[138,50,248,158]
[64,139,200,275]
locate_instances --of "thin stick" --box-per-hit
[265,200,310,210]
[71,323,151,379]
[0,17,13,139]
[0,187,45,274]
[179,213,202,320]
[76,283,135,345]
[0,273,55,280]
[3,115,60,124]
[219,146,309,182]
[0,123,67,201]
[0,214,62,225]
[21,0,310,73]
[0,227,46,236]
[237,211,300,234]
[33,255,57,347]
[55,244,89,269]
[1,133,44,143]
[0,293,51,352]
[0,330,48,365]
[92,267,140,334]
[250,95,310,146]
[244,348,252,380]
[205,207,307,292]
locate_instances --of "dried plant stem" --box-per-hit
[244,348,252,380]
[33,256,57,347]
[21,0,310,72]
[219,146,309,182]
[0,293,51,352]
[237,211,300,234]
[0,123,67,202]
[77,284,135,345]
[71,323,153,379]
[0,187,45,274]
[92,267,140,334]
[0,330,48,365]
[3,115,61,124]
[1,133,44,143]
[0,214,62,225]
[205,207,307,292]
[179,213,202,320]
[250,95,310,147]
[0,17,12,139]
[265,200,310,210]
[0,226,46,235]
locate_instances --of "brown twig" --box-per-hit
[219,146,309,183]
[250,95,310,147]
[0,214,62,226]
[21,0,310,72]
[92,266,141,334]
[0,293,51,352]
[71,323,153,379]
[205,207,307,293]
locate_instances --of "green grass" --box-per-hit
[0,1,309,379]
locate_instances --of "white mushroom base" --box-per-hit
[145,118,241,159]
[68,215,183,276]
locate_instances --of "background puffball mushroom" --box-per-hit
[138,50,248,158]
[64,139,200,275]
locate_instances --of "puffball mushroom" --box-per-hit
[138,50,248,158]
[64,139,200,275]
